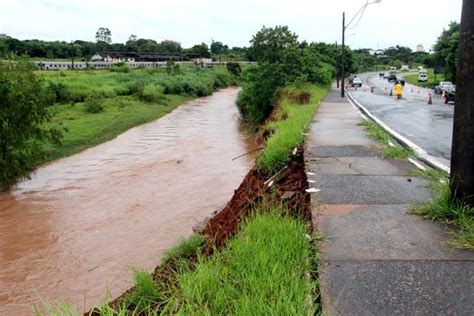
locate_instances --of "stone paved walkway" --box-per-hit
[305,87,474,315]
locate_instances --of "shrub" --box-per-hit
[84,97,104,113]
[226,62,242,76]
[47,82,71,103]
[110,62,131,73]
[0,59,62,189]
[140,84,168,103]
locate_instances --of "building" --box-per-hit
[91,52,197,63]
[416,44,425,53]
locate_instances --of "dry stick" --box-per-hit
[231,147,264,161]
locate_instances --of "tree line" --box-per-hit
[0,28,249,61]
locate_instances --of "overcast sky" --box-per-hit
[0,0,463,51]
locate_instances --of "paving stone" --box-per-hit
[306,157,416,176]
[305,145,383,158]
[321,260,474,316]
[314,204,474,261]
[308,174,431,204]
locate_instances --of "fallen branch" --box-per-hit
[232,147,264,161]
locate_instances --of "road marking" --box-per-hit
[345,89,450,173]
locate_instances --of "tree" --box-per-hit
[0,59,61,189]
[188,43,211,57]
[210,40,229,55]
[434,22,460,82]
[247,25,298,62]
[129,34,137,42]
[95,27,112,44]
[159,40,182,54]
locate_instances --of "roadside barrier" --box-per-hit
[428,92,433,105]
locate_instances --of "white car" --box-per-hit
[352,77,363,87]
[418,73,428,82]
[383,72,390,79]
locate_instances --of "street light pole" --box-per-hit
[340,0,381,98]
[341,12,346,97]
[450,0,474,205]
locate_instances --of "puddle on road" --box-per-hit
[0,87,259,314]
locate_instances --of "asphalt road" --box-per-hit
[347,72,453,168]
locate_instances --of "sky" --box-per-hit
[0,0,463,51]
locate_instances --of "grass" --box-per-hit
[257,84,329,175]
[358,120,412,159]
[167,210,317,315]
[404,69,446,88]
[411,169,474,249]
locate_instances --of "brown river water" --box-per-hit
[0,87,258,315]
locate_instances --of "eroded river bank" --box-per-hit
[0,87,258,314]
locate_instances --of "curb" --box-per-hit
[345,89,450,174]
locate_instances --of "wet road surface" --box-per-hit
[347,73,453,167]
[0,87,258,314]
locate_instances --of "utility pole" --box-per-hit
[70,41,75,70]
[336,41,340,88]
[451,0,474,205]
[341,12,346,97]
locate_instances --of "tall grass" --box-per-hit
[168,210,317,314]
[257,85,329,175]
[411,169,474,249]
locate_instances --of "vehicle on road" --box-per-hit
[390,66,397,72]
[383,72,390,79]
[388,74,398,82]
[379,72,385,77]
[435,81,454,94]
[444,86,456,104]
[352,77,363,87]
[418,73,428,82]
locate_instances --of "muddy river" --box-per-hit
[0,87,258,314]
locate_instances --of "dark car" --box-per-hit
[388,74,398,82]
[379,72,385,77]
[444,86,455,104]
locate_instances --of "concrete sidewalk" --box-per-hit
[305,87,474,315]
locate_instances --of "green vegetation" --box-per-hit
[411,169,474,249]
[404,69,446,88]
[0,59,61,190]
[257,85,329,175]
[359,120,412,159]
[121,269,162,311]
[237,26,334,127]
[170,211,316,315]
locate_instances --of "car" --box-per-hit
[388,74,398,82]
[435,81,454,94]
[383,72,390,79]
[379,72,385,77]
[444,86,455,104]
[418,73,428,82]
[352,77,363,87]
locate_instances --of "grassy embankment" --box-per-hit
[39,84,329,315]
[411,169,474,249]
[34,66,236,166]
[404,69,446,88]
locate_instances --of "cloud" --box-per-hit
[0,0,463,50]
